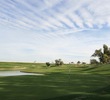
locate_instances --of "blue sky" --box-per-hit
[0,0,110,63]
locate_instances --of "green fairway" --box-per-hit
[0,62,110,100]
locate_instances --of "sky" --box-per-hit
[0,0,110,63]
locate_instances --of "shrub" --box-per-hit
[90,59,99,64]
[46,62,51,67]
[55,59,64,66]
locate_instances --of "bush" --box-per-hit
[46,62,51,67]
[55,59,64,66]
[90,59,99,64]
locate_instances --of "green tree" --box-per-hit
[46,62,51,67]
[90,59,98,64]
[92,44,110,64]
[92,49,103,63]
[82,62,86,64]
[77,61,81,64]
[103,54,108,63]
[103,44,109,55]
[55,59,64,66]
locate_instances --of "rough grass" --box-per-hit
[0,62,110,100]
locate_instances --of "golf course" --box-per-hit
[0,62,110,100]
[1,0,110,100]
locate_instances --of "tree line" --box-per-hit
[45,44,110,66]
[46,59,64,67]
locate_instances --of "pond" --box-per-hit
[0,71,44,76]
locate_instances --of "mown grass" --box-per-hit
[0,62,110,100]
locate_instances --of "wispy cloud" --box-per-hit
[0,0,110,63]
[1,0,110,32]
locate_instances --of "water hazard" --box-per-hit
[0,71,44,76]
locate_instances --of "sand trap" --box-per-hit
[0,71,44,76]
